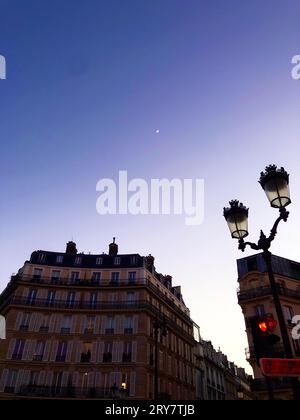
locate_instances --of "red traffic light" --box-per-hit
[261,358,300,377]
[258,315,277,333]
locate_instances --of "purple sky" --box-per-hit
[0,0,300,371]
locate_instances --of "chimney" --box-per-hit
[109,237,118,256]
[66,241,77,254]
[145,254,155,272]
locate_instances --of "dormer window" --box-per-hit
[38,253,46,263]
[114,257,121,265]
[131,256,137,265]
[96,257,103,266]
[56,255,64,264]
[74,256,82,265]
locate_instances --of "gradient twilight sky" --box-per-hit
[1,0,300,372]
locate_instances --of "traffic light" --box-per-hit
[249,315,281,364]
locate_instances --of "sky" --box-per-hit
[0,0,300,373]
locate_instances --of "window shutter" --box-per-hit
[88,372,95,388]
[62,372,69,387]
[98,342,104,362]
[46,371,54,386]
[118,342,124,362]
[66,342,73,362]
[80,317,85,334]
[132,341,137,362]
[38,371,46,386]
[43,341,51,362]
[91,341,98,363]
[129,372,136,397]
[22,370,30,387]
[6,338,16,359]
[0,369,9,392]
[15,370,24,392]
[55,315,63,333]
[72,371,79,387]
[94,316,101,334]
[133,315,139,334]
[49,314,56,332]
[100,316,106,334]
[116,316,122,334]
[28,340,37,361]
[95,372,102,387]
[32,314,40,332]
[71,315,77,333]
[50,341,58,362]
[112,342,118,362]
[75,341,83,362]
[22,340,31,361]
[15,312,23,330]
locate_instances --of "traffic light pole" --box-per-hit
[239,208,300,400]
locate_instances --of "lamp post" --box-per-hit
[153,318,167,400]
[223,164,300,401]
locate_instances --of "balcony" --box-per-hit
[11,353,22,360]
[15,386,129,399]
[9,297,194,342]
[60,327,71,334]
[238,286,300,302]
[11,274,192,324]
[33,355,43,361]
[19,325,29,332]
[39,326,49,333]
[55,355,66,362]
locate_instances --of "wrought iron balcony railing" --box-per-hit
[238,286,300,301]
[8,297,194,341]
[10,274,192,324]
[15,385,130,399]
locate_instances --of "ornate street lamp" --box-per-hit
[223,164,300,401]
[224,200,249,240]
[259,165,291,209]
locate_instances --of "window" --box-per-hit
[131,256,137,265]
[52,372,63,391]
[81,342,92,363]
[51,270,61,283]
[12,339,25,360]
[29,371,39,386]
[283,306,294,322]
[74,256,82,265]
[127,292,135,304]
[33,341,45,361]
[40,315,50,332]
[123,342,132,362]
[33,268,43,281]
[90,292,98,308]
[67,291,76,308]
[91,272,101,284]
[105,317,115,334]
[5,370,18,392]
[20,313,31,331]
[56,341,67,362]
[61,316,72,333]
[254,305,265,317]
[96,257,103,265]
[121,373,128,390]
[128,272,136,284]
[124,316,133,334]
[27,289,37,305]
[56,255,64,264]
[47,290,56,305]
[110,272,119,285]
[70,272,80,283]
[114,257,121,265]
[85,316,95,334]
[38,253,46,263]
[103,342,113,362]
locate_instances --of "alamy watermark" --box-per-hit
[0,316,6,339]
[0,54,6,80]
[291,55,300,80]
[96,171,204,226]
[292,315,300,340]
